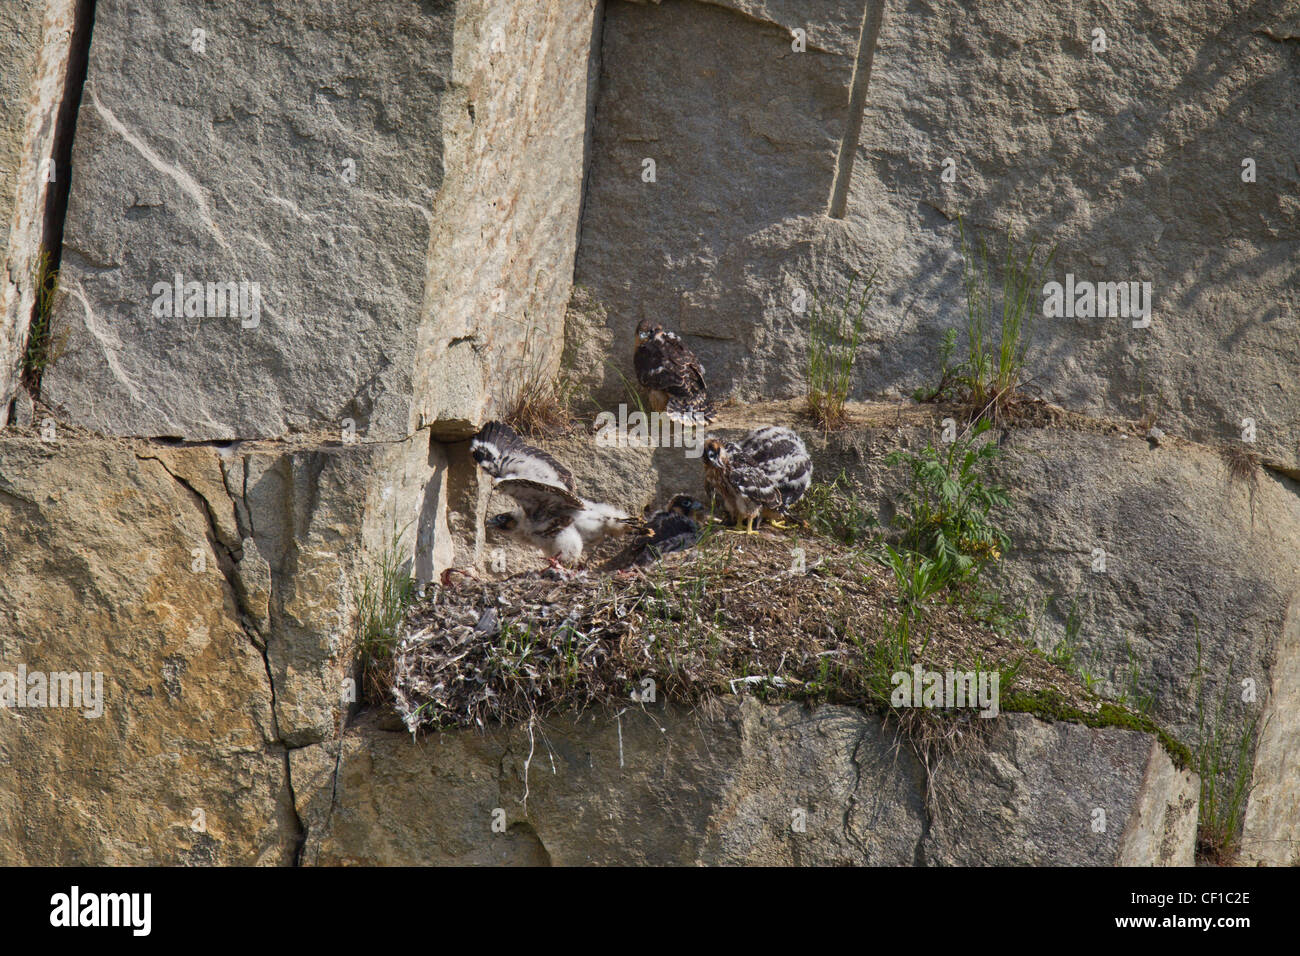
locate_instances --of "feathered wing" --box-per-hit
[725,451,786,512]
[664,394,716,427]
[493,477,582,522]
[470,421,577,492]
[646,509,697,541]
[634,332,715,424]
[738,426,812,512]
[703,462,732,521]
[474,422,647,563]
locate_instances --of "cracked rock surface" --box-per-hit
[290,700,1196,866]
[0,435,296,864]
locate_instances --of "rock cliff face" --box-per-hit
[0,0,78,426]
[576,0,1300,474]
[0,433,295,864]
[507,403,1300,865]
[291,702,1197,866]
[0,0,1295,866]
[40,0,598,441]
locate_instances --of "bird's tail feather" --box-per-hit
[664,398,715,427]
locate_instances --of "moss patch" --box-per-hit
[1003,688,1193,771]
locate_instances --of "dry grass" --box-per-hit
[1219,443,1262,528]
[501,325,579,439]
[1220,443,1260,486]
[807,392,847,432]
[502,368,576,439]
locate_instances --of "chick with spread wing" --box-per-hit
[702,426,812,534]
[633,319,716,426]
[471,421,645,566]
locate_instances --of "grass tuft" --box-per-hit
[502,325,578,439]
[1192,625,1261,865]
[917,220,1056,424]
[792,469,880,547]
[354,522,418,700]
[602,358,649,420]
[807,268,879,431]
[1220,443,1260,486]
[23,249,68,391]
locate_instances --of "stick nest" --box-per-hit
[387,531,1095,735]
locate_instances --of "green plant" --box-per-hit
[1117,639,1157,716]
[1192,625,1261,864]
[883,417,1011,589]
[1036,595,1110,692]
[879,544,947,610]
[954,580,1026,638]
[872,544,949,664]
[23,248,66,389]
[356,521,417,674]
[913,328,960,403]
[1045,597,1084,670]
[858,612,920,701]
[959,218,1056,413]
[603,358,649,420]
[807,267,879,430]
[918,221,1056,420]
[793,469,880,547]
